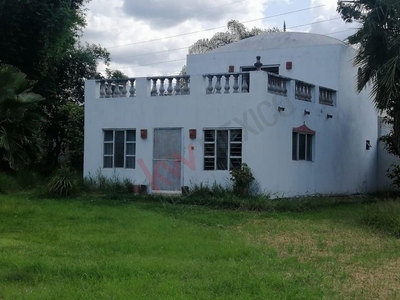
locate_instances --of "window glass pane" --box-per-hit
[230,130,242,142]
[299,134,306,160]
[103,156,112,168]
[292,132,298,160]
[230,143,242,157]
[126,157,135,169]
[204,157,215,170]
[104,143,113,155]
[126,130,136,142]
[114,131,125,168]
[104,130,113,141]
[230,157,242,170]
[307,134,313,161]
[204,130,215,142]
[126,143,135,155]
[204,143,215,156]
[216,130,228,170]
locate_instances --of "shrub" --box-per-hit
[230,163,255,196]
[361,201,400,237]
[47,166,77,197]
[0,173,19,194]
[387,163,400,188]
[15,170,42,190]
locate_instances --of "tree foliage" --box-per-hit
[338,0,400,154]
[0,0,110,172]
[338,0,400,109]
[0,64,44,170]
[188,20,280,54]
[105,68,129,79]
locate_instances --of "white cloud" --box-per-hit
[81,0,357,77]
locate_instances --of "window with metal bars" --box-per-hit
[204,129,242,170]
[292,132,313,161]
[103,130,136,168]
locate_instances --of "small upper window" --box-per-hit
[292,124,315,162]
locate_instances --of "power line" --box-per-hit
[287,17,342,29]
[111,17,348,60]
[89,0,251,33]
[116,58,186,69]
[113,47,189,60]
[113,24,352,73]
[106,4,326,49]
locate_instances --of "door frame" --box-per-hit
[152,127,183,192]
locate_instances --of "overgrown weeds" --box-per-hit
[0,173,19,194]
[82,170,134,195]
[361,200,400,237]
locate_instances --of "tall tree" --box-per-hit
[337,0,400,152]
[0,64,44,171]
[0,0,110,172]
[188,20,280,54]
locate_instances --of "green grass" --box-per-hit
[0,194,400,299]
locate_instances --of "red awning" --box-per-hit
[293,123,315,134]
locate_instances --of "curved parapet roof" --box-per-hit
[209,32,346,54]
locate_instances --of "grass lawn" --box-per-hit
[0,194,399,299]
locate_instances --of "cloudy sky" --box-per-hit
[82,0,358,77]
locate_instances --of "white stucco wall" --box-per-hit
[84,32,382,197]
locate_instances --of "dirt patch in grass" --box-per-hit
[342,258,400,299]
[239,218,400,299]
[242,219,388,262]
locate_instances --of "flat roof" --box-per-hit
[209,32,346,54]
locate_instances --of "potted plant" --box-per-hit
[230,163,255,197]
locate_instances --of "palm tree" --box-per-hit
[0,64,44,170]
[338,0,400,152]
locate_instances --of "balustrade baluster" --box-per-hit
[159,78,165,96]
[224,75,230,94]
[167,78,173,95]
[182,76,190,95]
[99,80,106,98]
[151,78,158,96]
[113,81,120,98]
[174,76,181,95]
[232,74,239,93]
[242,74,249,93]
[206,75,214,94]
[120,80,128,97]
[129,79,135,97]
[215,75,222,94]
[306,86,312,101]
[280,80,285,94]
[106,79,112,98]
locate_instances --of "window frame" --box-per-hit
[292,132,314,162]
[103,129,136,169]
[203,128,242,171]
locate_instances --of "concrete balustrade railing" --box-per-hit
[99,78,136,98]
[267,73,288,96]
[295,80,314,102]
[94,72,337,107]
[147,75,190,96]
[319,87,335,106]
[202,72,249,94]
